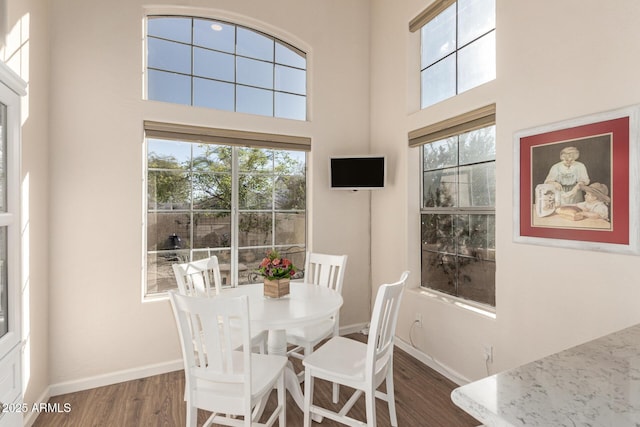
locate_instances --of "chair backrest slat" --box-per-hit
[304,252,348,337]
[172,256,223,297]
[366,271,409,379]
[168,291,252,386]
[304,252,348,293]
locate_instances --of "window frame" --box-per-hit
[0,62,24,357]
[412,0,496,109]
[144,15,308,121]
[142,124,308,300]
[413,105,496,310]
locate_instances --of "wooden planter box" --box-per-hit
[263,278,290,298]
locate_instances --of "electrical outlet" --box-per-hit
[414,313,423,328]
[483,344,493,363]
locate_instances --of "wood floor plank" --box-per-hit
[33,334,480,426]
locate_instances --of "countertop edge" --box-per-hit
[451,387,514,427]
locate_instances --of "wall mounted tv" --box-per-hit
[330,156,386,190]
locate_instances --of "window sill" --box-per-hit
[412,287,496,319]
[142,292,170,303]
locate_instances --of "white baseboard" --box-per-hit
[42,324,366,400]
[23,387,51,427]
[394,337,470,386]
[27,328,465,427]
[49,359,183,397]
[339,322,369,336]
[341,325,470,385]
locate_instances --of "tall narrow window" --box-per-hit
[410,105,496,307]
[411,0,496,108]
[144,125,307,297]
[0,103,7,337]
[146,16,307,121]
[0,63,23,360]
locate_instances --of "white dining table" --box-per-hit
[219,281,344,413]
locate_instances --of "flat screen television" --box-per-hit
[330,156,386,190]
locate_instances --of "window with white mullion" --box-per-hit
[419,124,496,307]
[0,214,14,227]
[0,66,24,357]
[418,0,495,108]
[145,139,306,296]
[230,147,239,286]
[147,15,306,120]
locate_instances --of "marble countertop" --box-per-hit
[451,324,640,426]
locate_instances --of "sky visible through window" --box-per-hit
[420,0,495,108]
[147,16,307,120]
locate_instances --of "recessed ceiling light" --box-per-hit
[211,24,223,31]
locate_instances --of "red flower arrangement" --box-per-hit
[258,250,297,280]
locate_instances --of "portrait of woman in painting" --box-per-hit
[530,134,612,230]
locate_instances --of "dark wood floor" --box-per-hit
[33,334,479,426]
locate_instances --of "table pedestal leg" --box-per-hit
[268,329,288,356]
[268,329,322,423]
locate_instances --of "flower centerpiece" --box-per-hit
[258,250,296,298]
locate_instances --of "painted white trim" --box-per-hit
[340,326,473,385]
[338,322,368,337]
[34,322,366,400]
[412,287,496,319]
[0,61,26,96]
[395,336,471,386]
[32,325,448,421]
[141,5,312,55]
[49,359,183,397]
[23,387,50,427]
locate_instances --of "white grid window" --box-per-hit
[419,0,495,108]
[145,139,306,297]
[146,16,307,121]
[420,124,496,306]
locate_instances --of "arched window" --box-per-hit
[146,16,307,121]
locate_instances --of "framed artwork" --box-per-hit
[514,104,640,254]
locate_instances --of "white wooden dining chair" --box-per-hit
[286,252,347,400]
[302,271,409,427]
[168,290,287,427]
[172,255,223,297]
[287,252,348,359]
[173,256,267,353]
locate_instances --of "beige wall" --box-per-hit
[3,0,50,410]
[42,0,372,388]
[371,0,640,381]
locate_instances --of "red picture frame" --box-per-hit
[514,105,640,254]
